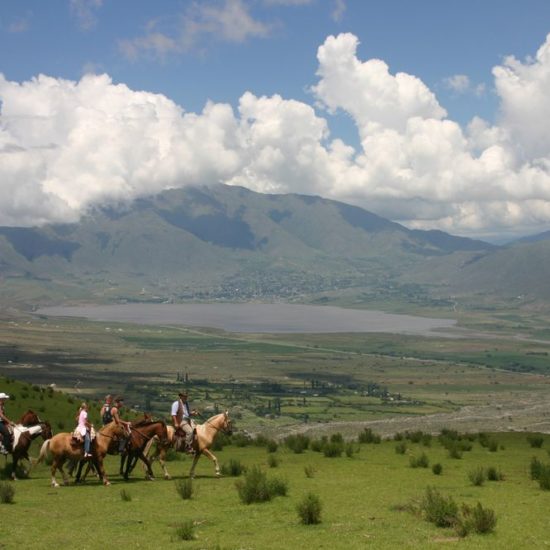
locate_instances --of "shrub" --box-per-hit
[310,438,325,453]
[358,428,381,444]
[232,433,253,447]
[488,439,499,452]
[478,432,490,447]
[394,432,404,441]
[221,459,246,477]
[447,444,463,460]
[120,489,132,502]
[421,487,458,528]
[527,435,544,448]
[175,479,193,500]
[345,442,356,458]
[457,502,497,536]
[486,466,504,481]
[165,447,184,462]
[304,465,316,478]
[284,434,310,454]
[0,481,15,504]
[266,439,278,453]
[174,520,195,541]
[267,454,279,468]
[323,442,343,458]
[538,465,550,491]
[395,442,407,455]
[421,434,433,447]
[236,466,284,504]
[468,467,486,487]
[267,477,288,497]
[407,430,424,443]
[410,453,429,469]
[297,492,322,525]
[330,433,344,444]
[530,456,544,480]
[432,463,443,476]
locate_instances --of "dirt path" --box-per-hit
[274,397,550,440]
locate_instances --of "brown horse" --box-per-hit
[119,419,168,481]
[37,421,126,487]
[145,412,232,479]
[7,421,52,480]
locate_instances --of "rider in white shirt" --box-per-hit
[171,391,198,453]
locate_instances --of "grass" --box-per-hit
[0,431,548,548]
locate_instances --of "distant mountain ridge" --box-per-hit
[0,184,544,305]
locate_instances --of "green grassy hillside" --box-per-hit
[1,429,549,549]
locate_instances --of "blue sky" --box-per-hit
[1,0,550,239]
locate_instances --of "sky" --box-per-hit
[1,1,550,241]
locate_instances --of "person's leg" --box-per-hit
[0,423,11,452]
[84,431,91,455]
[182,422,194,450]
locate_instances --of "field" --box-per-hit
[1,305,550,548]
[1,428,550,549]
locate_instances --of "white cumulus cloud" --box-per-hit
[2,32,550,240]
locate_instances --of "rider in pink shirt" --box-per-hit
[76,403,92,458]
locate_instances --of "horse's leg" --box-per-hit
[159,446,171,480]
[10,454,17,481]
[188,452,201,479]
[96,457,110,486]
[51,458,63,487]
[137,450,155,480]
[75,459,86,483]
[120,453,126,477]
[201,448,221,477]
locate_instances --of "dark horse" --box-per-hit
[6,410,53,480]
[119,419,168,481]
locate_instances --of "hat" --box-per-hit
[178,391,188,397]
[0,392,10,399]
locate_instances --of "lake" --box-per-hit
[36,303,457,336]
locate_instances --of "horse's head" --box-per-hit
[19,409,41,426]
[221,411,233,436]
[40,421,53,440]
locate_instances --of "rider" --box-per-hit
[76,402,93,458]
[0,392,14,454]
[111,396,131,453]
[171,391,198,453]
[100,394,113,425]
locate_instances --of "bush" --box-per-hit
[175,479,193,500]
[394,432,404,441]
[432,463,443,476]
[421,487,458,528]
[530,456,544,480]
[409,453,429,469]
[174,520,195,541]
[468,467,486,487]
[284,434,310,454]
[538,465,550,491]
[0,481,15,504]
[407,430,424,443]
[120,489,132,502]
[267,454,279,468]
[345,442,356,458]
[421,434,433,447]
[267,477,288,497]
[486,466,504,481]
[310,438,325,453]
[457,502,497,536]
[297,492,322,525]
[323,442,343,458]
[358,428,381,444]
[304,465,316,478]
[330,433,344,444]
[527,435,544,448]
[266,439,278,453]
[221,459,246,477]
[488,439,499,452]
[395,442,407,455]
[236,466,286,504]
[232,433,253,447]
[447,444,463,460]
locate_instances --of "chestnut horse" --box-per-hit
[37,421,126,487]
[119,419,169,481]
[145,412,232,479]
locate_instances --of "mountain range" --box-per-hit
[0,184,548,307]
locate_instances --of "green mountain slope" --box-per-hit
[0,184,497,305]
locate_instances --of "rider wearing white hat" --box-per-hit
[0,392,14,454]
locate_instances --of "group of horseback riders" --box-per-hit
[0,389,198,457]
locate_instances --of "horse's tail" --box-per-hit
[36,438,51,465]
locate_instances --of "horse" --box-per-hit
[37,421,126,487]
[18,409,42,426]
[6,421,52,480]
[145,412,232,479]
[119,419,168,481]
